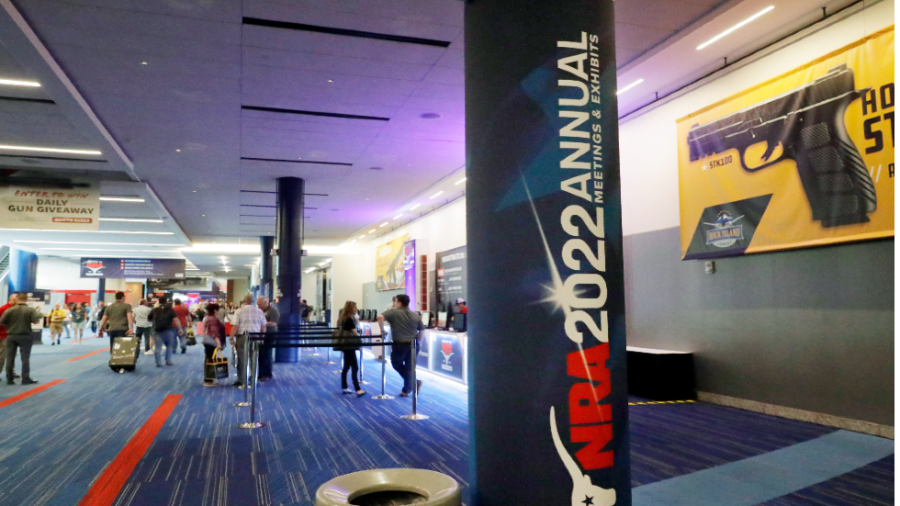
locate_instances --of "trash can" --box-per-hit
[315,468,461,506]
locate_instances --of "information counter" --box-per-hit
[419,329,468,385]
[358,323,468,386]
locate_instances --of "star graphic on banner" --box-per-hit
[582,496,595,506]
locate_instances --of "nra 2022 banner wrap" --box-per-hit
[374,234,409,291]
[679,27,894,260]
[466,0,629,504]
[0,179,100,230]
[80,258,185,279]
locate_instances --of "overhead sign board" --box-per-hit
[0,179,100,230]
[80,258,185,279]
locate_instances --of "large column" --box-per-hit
[465,2,630,505]
[97,278,106,306]
[260,236,274,300]
[274,177,304,362]
[8,248,37,293]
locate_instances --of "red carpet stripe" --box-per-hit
[67,348,111,361]
[77,394,182,506]
[0,379,66,409]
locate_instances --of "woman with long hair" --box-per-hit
[336,300,365,397]
[202,303,226,386]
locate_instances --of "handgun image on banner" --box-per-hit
[688,64,875,228]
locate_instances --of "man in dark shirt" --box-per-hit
[0,294,18,379]
[300,300,311,321]
[98,292,133,353]
[148,296,183,367]
[377,294,424,397]
[256,296,280,381]
[0,293,44,385]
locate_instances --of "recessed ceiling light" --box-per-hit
[393,214,402,220]
[697,6,775,50]
[380,222,388,227]
[186,268,200,271]
[430,191,443,199]
[141,61,148,65]
[616,79,644,95]
[410,204,420,210]
[192,190,197,193]
[0,145,101,156]
[176,149,181,152]
[0,78,40,87]
[99,197,145,203]
[98,218,163,223]
[420,113,441,119]
[298,157,303,160]
[359,235,366,239]
[327,79,334,83]
[350,240,356,244]
[202,214,206,217]
[368,229,375,233]
[455,177,466,185]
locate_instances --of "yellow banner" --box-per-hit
[375,234,409,291]
[678,27,894,259]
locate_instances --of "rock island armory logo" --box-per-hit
[83,260,105,276]
[704,210,744,248]
[440,340,454,371]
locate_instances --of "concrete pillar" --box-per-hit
[274,177,304,362]
[8,249,37,294]
[465,1,631,504]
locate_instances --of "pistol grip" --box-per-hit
[794,112,877,228]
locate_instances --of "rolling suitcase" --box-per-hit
[109,336,138,373]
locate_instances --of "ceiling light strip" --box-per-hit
[0,78,40,87]
[617,79,644,95]
[0,228,173,235]
[0,145,102,155]
[99,197,145,203]
[696,6,775,50]
[98,218,163,223]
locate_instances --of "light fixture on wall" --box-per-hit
[430,191,443,199]
[455,177,466,185]
[696,6,775,50]
[410,204,420,211]
[380,222,388,227]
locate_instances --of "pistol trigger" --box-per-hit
[761,141,779,162]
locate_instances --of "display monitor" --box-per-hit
[437,311,448,329]
[452,313,466,332]
[420,311,431,327]
[369,322,382,336]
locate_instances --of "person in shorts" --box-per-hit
[48,303,67,346]
[71,303,87,344]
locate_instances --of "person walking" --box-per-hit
[97,292,133,353]
[256,296,279,381]
[336,301,365,397]
[0,295,19,379]
[300,299,311,322]
[229,294,267,388]
[133,299,153,355]
[148,296,183,367]
[377,294,423,397]
[201,303,226,386]
[48,303,67,346]
[0,293,43,385]
[71,303,87,344]
[172,299,191,354]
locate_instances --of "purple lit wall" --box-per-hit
[403,240,417,311]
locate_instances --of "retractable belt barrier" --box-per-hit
[234,331,427,429]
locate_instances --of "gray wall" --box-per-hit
[624,227,894,426]
[362,282,403,314]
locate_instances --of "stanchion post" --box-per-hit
[358,348,370,385]
[334,349,343,373]
[324,346,336,365]
[238,340,266,429]
[373,341,393,400]
[400,339,428,420]
[233,332,251,407]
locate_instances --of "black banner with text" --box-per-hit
[466,1,630,505]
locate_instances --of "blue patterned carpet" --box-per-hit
[0,333,892,505]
